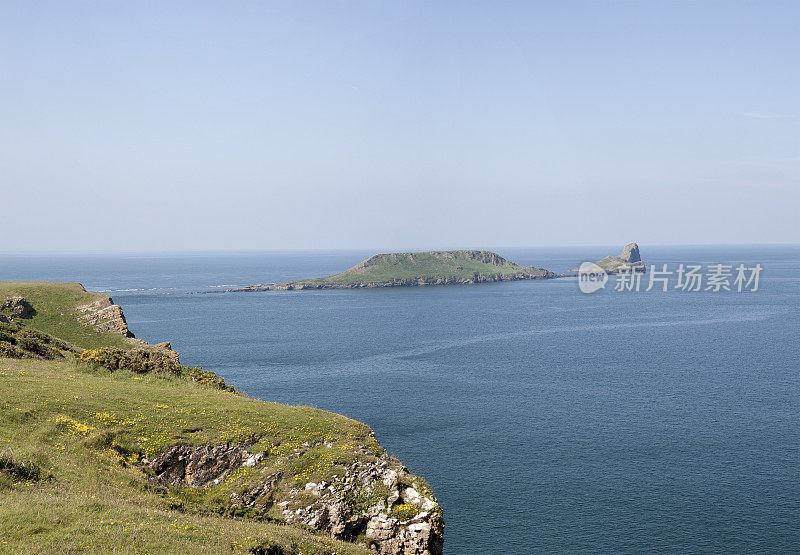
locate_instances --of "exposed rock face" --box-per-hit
[366,512,442,555]
[285,451,444,555]
[144,438,444,555]
[75,297,135,338]
[0,297,34,322]
[620,243,641,263]
[145,437,260,487]
[585,242,646,274]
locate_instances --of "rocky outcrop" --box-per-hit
[145,436,261,487]
[143,437,444,555]
[579,242,646,274]
[75,297,135,337]
[285,450,444,555]
[0,297,34,322]
[620,242,642,264]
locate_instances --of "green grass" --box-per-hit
[0,281,405,553]
[285,250,549,287]
[0,357,373,554]
[0,282,133,350]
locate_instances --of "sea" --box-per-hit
[2,245,799,553]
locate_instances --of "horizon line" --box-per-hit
[1,241,799,257]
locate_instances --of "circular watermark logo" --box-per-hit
[577,262,608,294]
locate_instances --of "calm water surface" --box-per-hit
[3,245,799,553]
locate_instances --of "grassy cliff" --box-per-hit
[0,283,442,554]
[270,250,555,290]
[0,282,135,350]
[0,358,374,554]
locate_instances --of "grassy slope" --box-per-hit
[0,282,381,554]
[595,256,645,272]
[290,250,549,287]
[0,282,132,350]
[0,358,371,554]
[595,256,627,271]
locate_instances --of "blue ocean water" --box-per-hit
[2,245,799,553]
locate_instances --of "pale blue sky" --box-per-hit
[1,1,798,252]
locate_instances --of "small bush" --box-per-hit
[0,342,26,358]
[0,323,73,359]
[0,323,17,344]
[391,502,419,521]
[19,336,58,358]
[79,347,234,391]
[0,450,47,482]
[250,541,303,555]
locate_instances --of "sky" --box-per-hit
[1,1,798,252]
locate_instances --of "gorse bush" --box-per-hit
[79,346,234,391]
[391,503,419,521]
[79,347,128,369]
[0,322,76,360]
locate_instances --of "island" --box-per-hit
[591,242,646,274]
[223,250,562,292]
[214,243,646,293]
[0,281,443,555]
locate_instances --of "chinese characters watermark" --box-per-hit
[578,263,762,294]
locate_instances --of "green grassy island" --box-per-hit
[229,250,559,292]
[0,282,443,554]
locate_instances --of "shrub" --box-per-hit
[79,347,234,391]
[19,336,58,358]
[250,540,305,555]
[0,450,47,482]
[0,323,74,359]
[391,502,419,521]
[0,342,25,359]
